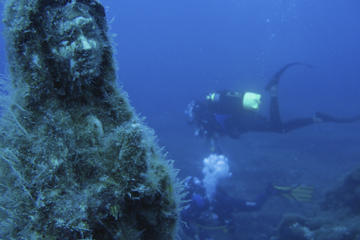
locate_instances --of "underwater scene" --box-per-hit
[0,0,359,239]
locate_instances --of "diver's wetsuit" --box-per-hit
[191,90,315,139]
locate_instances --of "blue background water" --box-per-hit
[0,1,359,239]
[102,0,360,176]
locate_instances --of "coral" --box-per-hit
[278,215,314,240]
[322,168,360,214]
[276,168,360,240]
[0,0,183,239]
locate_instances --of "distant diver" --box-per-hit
[181,176,313,239]
[185,63,360,151]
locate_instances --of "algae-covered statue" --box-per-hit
[0,0,183,239]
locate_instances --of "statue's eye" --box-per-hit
[61,29,79,42]
[59,40,69,46]
[81,22,94,32]
[66,28,76,36]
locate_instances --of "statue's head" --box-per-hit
[47,3,104,85]
[4,0,116,103]
[40,0,111,97]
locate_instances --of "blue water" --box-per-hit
[104,0,360,172]
[110,1,360,239]
[0,1,359,239]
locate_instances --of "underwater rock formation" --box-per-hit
[0,0,183,239]
[322,167,360,214]
[276,168,360,240]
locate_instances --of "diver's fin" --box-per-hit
[315,112,360,123]
[265,62,313,91]
[273,184,314,202]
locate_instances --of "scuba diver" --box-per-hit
[181,154,313,240]
[181,176,313,240]
[185,63,360,150]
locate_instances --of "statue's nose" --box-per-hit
[78,35,92,51]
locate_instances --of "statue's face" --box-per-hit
[49,7,104,84]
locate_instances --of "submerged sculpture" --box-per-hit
[0,0,182,239]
